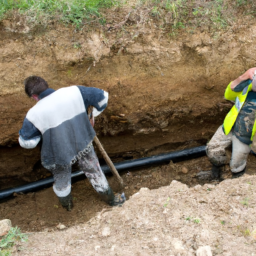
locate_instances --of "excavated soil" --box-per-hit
[0,155,208,232]
[9,169,256,256]
[1,152,256,234]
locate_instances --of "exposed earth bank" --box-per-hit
[1,9,256,182]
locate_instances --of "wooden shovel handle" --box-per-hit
[93,136,124,187]
[87,106,124,188]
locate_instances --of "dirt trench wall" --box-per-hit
[1,19,256,181]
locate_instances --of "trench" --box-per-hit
[1,142,256,233]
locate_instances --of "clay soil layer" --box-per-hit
[1,9,256,181]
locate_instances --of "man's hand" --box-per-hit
[231,67,256,89]
[90,115,95,127]
[87,105,95,127]
[241,67,256,80]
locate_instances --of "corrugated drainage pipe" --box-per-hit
[0,146,206,200]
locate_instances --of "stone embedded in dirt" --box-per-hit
[56,223,66,230]
[0,219,12,236]
[171,238,185,252]
[101,227,111,237]
[196,246,212,256]
[194,184,202,191]
[181,167,189,174]
[139,187,149,193]
[95,245,101,251]
[110,245,116,251]
[196,171,212,180]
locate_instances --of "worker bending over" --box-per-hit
[207,67,256,179]
[19,76,125,210]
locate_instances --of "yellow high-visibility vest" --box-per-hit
[223,81,256,140]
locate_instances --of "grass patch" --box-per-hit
[143,0,256,30]
[240,197,249,206]
[237,225,252,237]
[185,216,201,224]
[163,196,170,207]
[193,218,200,224]
[0,0,119,28]
[0,227,28,256]
[0,0,255,30]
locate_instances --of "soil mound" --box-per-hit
[13,175,256,255]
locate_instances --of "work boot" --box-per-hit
[99,188,126,207]
[232,167,246,179]
[58,193,73,211]
[109,192,126,207]
[211,164,223,180]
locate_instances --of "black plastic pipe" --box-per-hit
[0,145,206,200]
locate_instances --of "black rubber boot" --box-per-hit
[58,193,73,211]
[109,193,126,207]
[232,167,246,179]
[99,188,126,207]
[211,164,223,180]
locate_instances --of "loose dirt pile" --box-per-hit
[10,173,256,256]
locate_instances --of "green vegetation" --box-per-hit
[0,227,28,256]
[0,0,255,30]
[240,197,249,206]
[193,218,200,224]
[237,225,252,237]
[185,216,201,224]
[0,0,118,27]
[143,0,256,31]
[163,196,170,207]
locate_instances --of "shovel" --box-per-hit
[88,106,124,190]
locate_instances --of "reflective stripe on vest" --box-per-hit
[223,82,252,136]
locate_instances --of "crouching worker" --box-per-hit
[19,76,125,211]
[207,67,256,179]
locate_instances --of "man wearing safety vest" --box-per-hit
[207,67,256,179]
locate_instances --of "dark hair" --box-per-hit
[24,76,49,97]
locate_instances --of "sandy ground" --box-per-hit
[9,174,256,256]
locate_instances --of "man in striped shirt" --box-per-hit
[19,76,125,210]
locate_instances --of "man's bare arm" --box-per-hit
[231,67,256,90]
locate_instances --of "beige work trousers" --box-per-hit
[206,126,251,173]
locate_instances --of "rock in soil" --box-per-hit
[196,246,212,256]
[0,219,12,236]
